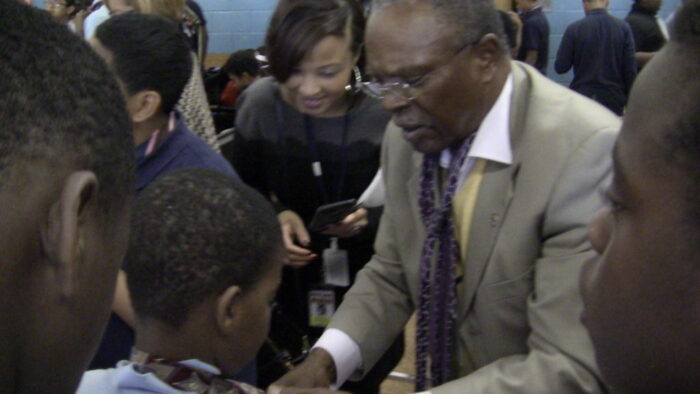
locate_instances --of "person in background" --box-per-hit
[555,0,637,115]
[499,9,523,58]
[231,0,401,391]
[45,0,90,36]
[220,49,262,107]
[83,0,110,39]
[88,12,237,373]
[515,0,549,74]
[582,0,700,392]
[184,0,208,66]
[0,1,134,392]
[77,169,280,394]
[134,0,220,151]
[626,0,667,68]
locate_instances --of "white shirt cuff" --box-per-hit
[312,328,363,390]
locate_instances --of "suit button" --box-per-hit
[490,213,500,227]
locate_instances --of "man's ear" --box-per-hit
[216,285,242,335]
[129,90,162,124]
[41,171,99,299]
[471,33,505,83]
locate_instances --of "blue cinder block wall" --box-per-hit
[547,0,680,84]
[34,0,682,85]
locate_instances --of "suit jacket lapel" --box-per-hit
[406,149,425,239]
[458,63,529,319]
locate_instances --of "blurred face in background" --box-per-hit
[46,0,74,23]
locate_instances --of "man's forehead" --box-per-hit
[365,3,456,74]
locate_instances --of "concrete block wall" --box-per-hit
[202,0,277,54]
[33,0,682,85]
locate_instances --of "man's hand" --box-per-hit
[267,348,337,394]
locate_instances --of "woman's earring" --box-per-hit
[345,66,362,93]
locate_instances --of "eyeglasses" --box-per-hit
[359,38,480,101]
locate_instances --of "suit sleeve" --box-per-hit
[554,25,574,74]
[327,127,416,376]
[431,127,616,394]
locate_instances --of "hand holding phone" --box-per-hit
[308,199,359,232]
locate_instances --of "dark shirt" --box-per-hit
[626,3,666,52]
[555,8,637,115]
[90,113,237,370]
[231,78,389,375]
[135,112,237,192]
[517,6,550,74]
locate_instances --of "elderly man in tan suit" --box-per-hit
[271,0,619,392]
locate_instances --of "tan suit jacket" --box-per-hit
[329,62,620,393]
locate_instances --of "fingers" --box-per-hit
[340,207,368,227]
[267,385,283,394]
[281,222,316,267]
[321,208,369,238]
[290,217,311,247]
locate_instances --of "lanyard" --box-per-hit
[302,113,350,204]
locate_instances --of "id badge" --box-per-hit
[323,237,350,287]
[309,289,335,327]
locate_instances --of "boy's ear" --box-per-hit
[41,171,98,299]
[129,90,162,124]
[216,285,242,334]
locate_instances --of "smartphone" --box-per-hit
[308,199,359,232]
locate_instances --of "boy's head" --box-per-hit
[92,13,192,129]
[124,168,283,376]
[0,1,133,392]
[222,49,261,90]
[582,0,700,391]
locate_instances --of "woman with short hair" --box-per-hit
[231,1,402,392]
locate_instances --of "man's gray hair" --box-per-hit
[371,0,506,48]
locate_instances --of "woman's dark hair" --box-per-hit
[265,0,365,82]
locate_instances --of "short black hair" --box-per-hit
[372,0,507,50]
[222,49,260,78]
[0,0,133,218]
[662,0,700,221]
[266,0,366,82]
[125,168,282,328]
[95,13,192,114]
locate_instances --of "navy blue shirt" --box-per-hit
[136,113,237,193]
[90,113,237,370]
[626,3,666,53]
[555,8,637,115]
[517,6,550,74]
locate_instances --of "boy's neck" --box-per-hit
[133,112,170,147]
[134,319,218,370]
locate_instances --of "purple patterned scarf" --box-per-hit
[415,136,474,390]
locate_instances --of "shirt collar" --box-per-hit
[440,74,514,168]
[177,359,221,375]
